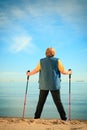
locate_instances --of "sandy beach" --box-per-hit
[0,118,87,130]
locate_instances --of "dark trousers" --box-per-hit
[34,90,67,120]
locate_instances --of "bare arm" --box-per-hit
[58,59,72,75]
[26,63,41,76]
[61,69,72,75]
[27,68,39,76]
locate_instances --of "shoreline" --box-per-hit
[0,116,87,120]
[0,117,87,130]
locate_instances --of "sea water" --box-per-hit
[0,81,87,120]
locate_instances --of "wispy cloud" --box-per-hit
[1,0,86,28]
[11,7,26,19]
[24,0,87,28]
[0,0,86,53]
[10,36,32,52]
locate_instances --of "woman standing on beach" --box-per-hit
[27,47,72,120]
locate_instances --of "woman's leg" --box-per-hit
[34,90,49,119]
[51,90,67,120]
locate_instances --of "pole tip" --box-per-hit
[27,70,30,72]
[68,69,71,71]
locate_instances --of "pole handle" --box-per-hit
[68,69,71,79]
[27,70,30,80]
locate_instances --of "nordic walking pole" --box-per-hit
[68,69,72,120]
[22,70,30,118]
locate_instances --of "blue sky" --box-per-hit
[0,0,87,82]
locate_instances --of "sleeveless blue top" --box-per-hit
[39,57,61,90]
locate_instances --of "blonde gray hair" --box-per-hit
[45,48,56,57]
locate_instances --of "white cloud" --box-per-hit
[35,1,86,29]
[0,0,86,32]
[0,0,86,52]
[10,36,32,52]
[9,35,39,54]
[57,1,86,29]
[11,7,26,18]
